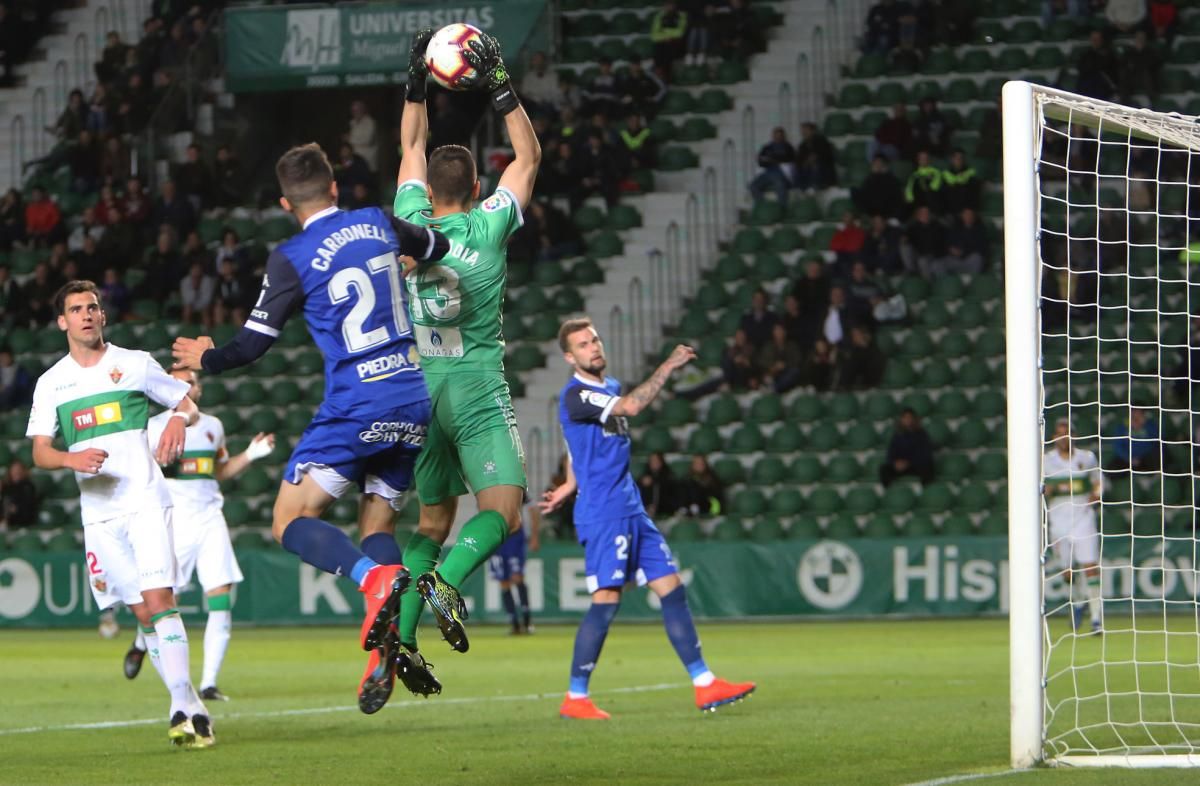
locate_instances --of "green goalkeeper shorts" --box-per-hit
[414,371,527,505]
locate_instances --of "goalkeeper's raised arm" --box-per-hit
[397,28,434,186]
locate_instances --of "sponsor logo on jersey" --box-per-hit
[579,390,613,409]
[108,366,123,384]
[356,347,421,381]
[611,569,625,581]
[481,192,511,213]
[72,402,123,430]
[357,420,427,446]
[483,460,497,474]
[179,457,215,476]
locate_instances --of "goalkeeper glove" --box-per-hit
[463,33,519,115]
[245,434,274,462]
[406,28,434,103]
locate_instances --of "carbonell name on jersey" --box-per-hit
[358,420,427,445]
[309,223,391,271]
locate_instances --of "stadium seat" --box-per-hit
[823,514,858,539]
[958,486,993,514]
[807,487,843,516]
[730,488,767,517]
[828,395,859,421]
[697,89,733,113]
[881,483,918,514]
[864,392,896,421]
[640,425,676,454]
[730,425,764,454]
[769,488,805,516]
[753,253,788,282]
[838,83,870,108]
[825,455,861,484]
[844,423,878,453]
[731,228,767,254]
[751,456,788,485]
[669,519,703,543]
[246,408,280,434]
[861,514,897,539]
[791,455,822,483]
[903,514,938,538]
[750,517,786,541]
[706,517,744,541]
[686,424,722,455]
[570,258,605,285]
[873,82,908,107]
[979,513,1007,536]
[223,499,253,527]
[767,424,803,453]
[747,394,784,424]
[807,423,841,452]
[917,483,956,514]
[233,530,268,551]
[712,457,745,485]
[658,399,695,427]
[787,517,820,539]
[704,394,742,426]
[233,380,266,407]
[586,230,624,257]
[790,396,822,423]
[8,529,43,552]
[269,381,301,407]
[921,48,957,74]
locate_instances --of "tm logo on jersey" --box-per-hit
[356,346,420,381]
[72,402,122,430]
[358,420,427,446]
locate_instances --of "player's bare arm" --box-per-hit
[31,434,107,475]
[397,28,434,185]
[215,432,275,481]
[155,394,199,465]
[611,345,696,417]
[172,335,215,371]
[540,458,577,514]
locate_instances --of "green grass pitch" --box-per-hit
[1,619,1198,785]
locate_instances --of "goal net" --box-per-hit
[1004,81,1200,769]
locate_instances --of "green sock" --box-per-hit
[438,510,509,589]
[398,532,442,649]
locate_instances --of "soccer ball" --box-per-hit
[424,23,484,91]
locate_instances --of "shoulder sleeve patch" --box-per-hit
[481,191,512,213]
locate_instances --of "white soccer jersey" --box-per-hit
[26,344,189,525]
[1043,446,1102,511]
[147,411,228,509]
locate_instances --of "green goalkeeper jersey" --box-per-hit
[393,179,523,375]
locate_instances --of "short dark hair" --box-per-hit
[275,143,334,207]
[558,317,595,352]
[54,280,102,315]
[428,145,477,207]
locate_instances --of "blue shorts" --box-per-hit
[579,513,677,593]
[488,528,527,582]
[284,399,431,504]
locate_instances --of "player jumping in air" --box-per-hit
[1044,418,1104,634]
[121,368,275,702]
[489,494,541,635]
[541,318,756,718]
[28,281,214,747]
[172,144,450,714]
[390,30,540,662]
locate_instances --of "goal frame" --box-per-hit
[1003,79,1200,770]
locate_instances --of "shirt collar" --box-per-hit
[573,372,606,387]
[302,205,340,231]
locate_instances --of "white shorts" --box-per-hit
[173,504,244,593]
[1048,503,1100,567]
[83,506,178,611]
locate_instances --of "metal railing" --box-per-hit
[10,115,25,188]
[73,33,91,96]
[31,88,48,160]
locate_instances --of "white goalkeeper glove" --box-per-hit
[245,433,275,462]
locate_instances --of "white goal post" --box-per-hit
[1005,80,1200,769]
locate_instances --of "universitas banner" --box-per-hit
[224,2,550,92]
[3,537,1198,627]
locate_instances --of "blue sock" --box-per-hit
[569,602,620,696]
[281,517,376,585]
[501,587,518,627]
[660,585,710,680]
[516,582,530,626]
[360,532,404,566]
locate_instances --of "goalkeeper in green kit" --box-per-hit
[387,28,541,685]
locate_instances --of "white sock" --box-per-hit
[567,691,588,700]
[201,610,232,690]
[134,629,146,652]
[141,627,166,682]
[692,671,716,688]
[1086,575,1102,624]
[153,612,196,718]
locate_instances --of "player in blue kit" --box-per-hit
[489,494,540,634]
[541,317,756,719]
[172,143,450,714]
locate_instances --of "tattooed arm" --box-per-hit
[610,344,696,417]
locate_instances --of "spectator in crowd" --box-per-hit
[923,0,975,46]
[100,266,130,322]
[758,322,805,393]
[720,328,762,390]
[174,142,212,211]
[213,257,255,327]
[853,155,905,220]
[135,16,164,80]
[149,68,188,134]
[1119,30,1163,101]
[152,179,195,239]
[92,184,125,227]
[24,262,61,325]
[794,121,837,190]
[822,285,851,346]
[0,265,22,326]
[901,205,946,277]
[684,1,717,66]
[837,326,885,390]
[213,227,249,275]
[552,75,582,117]
[863,0,903,54]
[86,82,115,135]
[66,129,100,193]
[189,14,219,76]
[123,175,150,231]
[157,18,190,73]
[99,134,130,185]
[138,226,182,299]
[880,408,935,486]
[575,132,621,209]
[541,140,579,203]
[934,207,988,275]
[24,186,62,247]
[334,141,373,207]
[346,99,379,173]
[72,233,106,282]
[48,88,87,143]
[582,57,622,118]
[638,451,680,517]
[804,337,837,391]
[681,454,725,517]
[180,228,211,272]
[1075,29,1119,100]
[114,72,151,136]
[519,200,581,262]
[791,258,831,320]
[619,60,666,118]
[97,201,135,266]
[0,346,33,411]
[913,97,951,157]
[428,92,473,148]
[889,30,923,73]
[650,1,688,77]
[940,149,980,214]
[862,214,905,273]
[975,96,1003,162]
[1149,0,1179,42]
[1,459,39,530]
[0,188,23,250]
[830,212,866,271]
[714,0,762,60]
[748,127,796,206]
[1108,407,1162,475]
[869,103,913,163]
[844,261,884,325]
[520,51,559,116]
[67,206,103,252]
[617,113,658,174]
[180,260,215,327]
[1042,0,1089,26]
[780,293,810,346]
[213,145,243,208]
[739,288,778,346]
[905,150,943,211]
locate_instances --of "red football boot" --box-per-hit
[559,695,611,720]
[695,678,756,712]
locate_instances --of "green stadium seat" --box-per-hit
[957,359,991,387]
[658,399,695,428]
[704,394,740,426]
[827,395,859,421]
[944,78,979,103]
[937,391,971,418]
[607,204,643,231]
[921,48,957,75]
[958,485,993,514]
[246,408,280,434]
[838,83,870,108]
[917,483,956,513]
[269,380,301,407]
[903,513,938,537]
[697,89,733,113]
[790,455,822,484]
[712,457,745,485]
[234,530,268,550]
[45,530,79,552]
[586,230,624,257]
[233,380,266,407]
[685,424,722,455]
[864,392,896,421]
[731,228,767,254]
[824,111,854,137]
[750,517,786,542]
[790,396,822,423]
[843,484,880,515]
[224,499,253,526]
[959,50,994,73]
[640,425,676,454]
[8,529,43,552]
[844,423,878,453]
[974,452,1007,481]
[747,394,784,423]
[997,47,1030,71]
[730,425,764,454]
[861,514,897,538]
[669,519,703,543]
[825,455,861,484]
[939,332,972,359]
[786,517,819,539]
[978,513,1008,537]
[954,420,990,449]
[707,517,744,541]
[769,489,805,516]
[823,514,858,539]
[807,423,841,452]
[679,117,718,142]
[767,424,803,453]
[730,488,767,516]
[874,82,908,107]
[881,483,918,514]
[807,488,843,516]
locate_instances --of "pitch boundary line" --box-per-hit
[0,682,684,737]
[907,772,1032,782]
